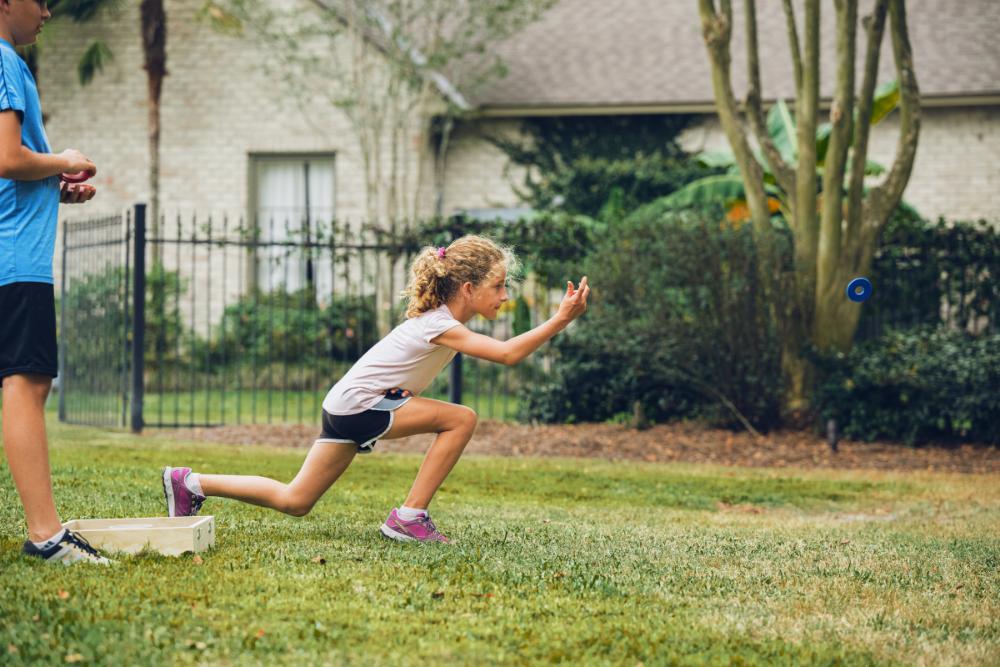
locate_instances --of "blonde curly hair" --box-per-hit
[402,235,519,318]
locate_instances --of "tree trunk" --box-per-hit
[789,0,820,383]
[140,0,166,262]
[699,0,920,418]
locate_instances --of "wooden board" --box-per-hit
[62,516,215,556]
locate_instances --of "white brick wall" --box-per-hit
[42,0,367,219]
[679,106,1000,222]
[867,107,1000,222]
[41,0,431,321]
[440,119,526,213]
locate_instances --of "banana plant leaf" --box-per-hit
[766,99,798,163]
[870,79,901,125]
[817,79,900,163]
[648,174,781,212]
[695,151,737,169]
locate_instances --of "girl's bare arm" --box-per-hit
[432,277,590,366]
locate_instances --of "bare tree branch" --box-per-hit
[817,0,857,302]
[844,0,887,258]
[698,0,719,31]
[866,0,921,228]
[793,0,820,289]
[745,0,796,197]
[698,0,772,237]
[781,0,803,93]
[683,369,763,441]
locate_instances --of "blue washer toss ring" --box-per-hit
[846,277,872,302]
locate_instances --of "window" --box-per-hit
[252,155,335,294]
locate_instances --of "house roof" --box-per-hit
[470,0,1000,114]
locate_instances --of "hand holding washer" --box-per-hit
[60,170,94,184]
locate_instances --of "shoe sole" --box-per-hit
[379,523,416,542]
[53,547,113,566]
[161,467,176,517]
[379,522,449,543]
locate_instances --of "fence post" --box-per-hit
[57,222,68,422]
[131,204,146,433]
[449,352,463,405]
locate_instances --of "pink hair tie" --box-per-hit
[436,247,447,259]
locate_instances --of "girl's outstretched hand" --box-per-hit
[556,276,590,323]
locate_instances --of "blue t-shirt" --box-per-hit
[0,37,60,287]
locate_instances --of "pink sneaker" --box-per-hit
[161,466,205,517]
[380,508,450,543]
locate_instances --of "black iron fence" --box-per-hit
[857,217,998,341]
[58,210,132,427]
[59,205,555,431]
[61,206,992,431]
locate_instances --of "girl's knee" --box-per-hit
[453,405,478,432]
[280,494,316,517]
[437,403,477,434]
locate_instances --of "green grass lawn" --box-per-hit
[1,422,998,665]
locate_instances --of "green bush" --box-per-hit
[815,328,1000,445]
[518,333,706,425]
[196,288,379,368]
[487,114,717,219]
[60,264,185,374]
[58,266,130,395]
[145,263,188,372]
[520,206,787,430]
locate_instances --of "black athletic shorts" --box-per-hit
[0,282,58,381]
[317,391,412,454]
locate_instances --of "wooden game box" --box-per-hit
[62,516,215,556]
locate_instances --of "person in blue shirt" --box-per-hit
[0,0,109,564]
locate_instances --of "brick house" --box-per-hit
[38,0,998,229]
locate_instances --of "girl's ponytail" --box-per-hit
[403,246,452,318]
[402,235,517,318]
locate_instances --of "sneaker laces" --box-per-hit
[191,494,205,514]
[65,531,102,558]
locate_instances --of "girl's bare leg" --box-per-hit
[197,442,357,517]
[380,397,478,509]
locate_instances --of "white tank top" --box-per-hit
[321,304,463,415]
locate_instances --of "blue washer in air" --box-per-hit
[846,277,872,302]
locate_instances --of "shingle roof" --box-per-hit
[471,0,1000,111]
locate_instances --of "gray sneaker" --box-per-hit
[22,530,113,565]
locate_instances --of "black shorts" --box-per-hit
[317,393,412,454]
[0,282,58,381]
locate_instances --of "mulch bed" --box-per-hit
[159,420,1000,474]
